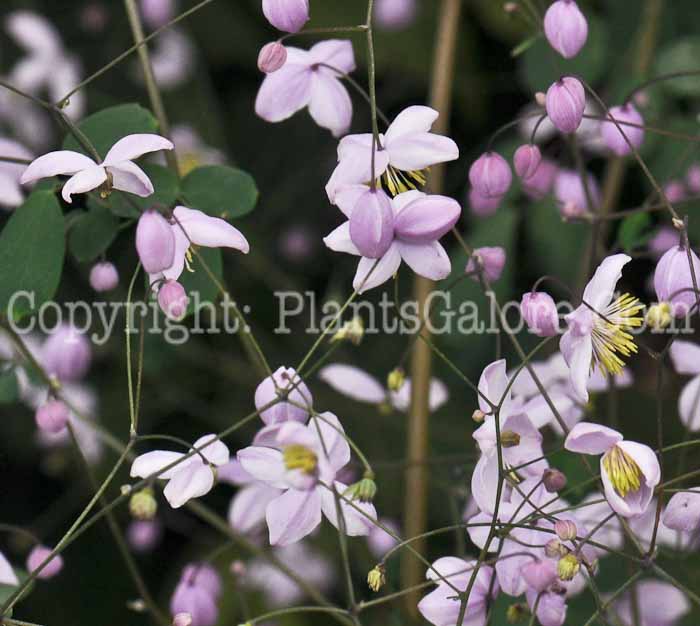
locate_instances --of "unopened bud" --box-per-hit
[543,468,567,493]
[257,41,287,73]
[557,553,580,581]
[129,487,158,521]
[555,519,577,541]
[500,430,521,448]
[646,303,672,330]
[173,613,193,626]
[367,565,386,592]
[506,603,529,623]
[345,476,378,503]
[387,368,405,392]
[472,409,486,423]
[332,316,364,345]
[35,400,70,434]
[158,280,189,320]
[545,538,567,559]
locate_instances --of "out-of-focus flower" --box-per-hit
[669,340,700,431]
[663,490,700,533]
[600,104,645,156]
[127,520,163,552]
[546,77,586,134]
[324,188,460,293]
[469,152,512,198]
[0,551,19,587]
[653,245,700,318]
[543,0,588,59]
[20,134,174,203]
[526,589,567,626]
[375,0,417,30]
[686,163,700,194]
[367,518,400,558]
[554,169,601,217]
[168,125,225,177]
[141,0,176,29]
[565,422,660,517]
[279,224,316,262]
[144,29,195,90]
[89,262,119,293]
[663,180,686,204]
[35,399,69,434]
[468,187,502,217]
[130,435,230,508]
[170,563,221,626]
[466,246,506,283]
[418,557,498,626]
[326,106,459,201]
[0,138,33,210]
[262,0,309,33]
[26,545,63,579]
[256,40,355,138]
[42,325,92,383]
[560,254,642,402]
[648,226,678,259]
[612,580,690,626]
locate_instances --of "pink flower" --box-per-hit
[546,77,586,134]
[527,589,568,626]
[669,340,700,431]
[237,413,376,545]
[0,137,32,209]
[367,518,400,558]
[521,559,558,593]
[468,188,502,217]
[0,551,18,587]
[324,188,460,293]
[375,0,418,30]
[554,168,601,216]
[520,292,560,337]
[612,580,690,626]
[170,563,221,626]
[89,261,119,292]
[513,144,542,181]
[255,366,313,425]
[686,163,700,194]
[523,157,558,200]
[35,399,70,434]
[663,180,686,204]
[648,226,678,259]
[127,520,163,552]
[256,40,355,137]
[600,103,645,156]
[560,254,642,402]
[565,422,660,517]
[418,557,498,626]
[26,545,63,579]
[325,105,459,202]
[130,435,230,508]
[466,246,506,283]
[41,324,92,383]
[654,245,700,318]
[543,0,588,59]
[141,0,176,29]
[145,29,195,90]
[663,490,700,533]
[20,134,174,203]
[469,151,513,198]
[262,0,309,33]
[349,188,395,258]
[158,280,189,320]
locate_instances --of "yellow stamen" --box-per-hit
[184,247,196,273]
[377,165,428,197]
[283,445,318,474]
[602,445,643,498]
[590,293,644,376]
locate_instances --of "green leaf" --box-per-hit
[618,212,653,253]
[0,369,18,404]
[109,163,180,217]
[0,190,65,319]
[178,247,223,317]
[181,165,258,219]
[63,104,158,158]
[68,204,120,263]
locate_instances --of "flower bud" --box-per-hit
[557,553,580,581]
[469,152,513,198]
[35,400,70,434]
[523,158,558,200]
[42,325,92,383]
[554,169,601,216]
[466,246,506,283]
[387,368,405,392]
[520,292,559,337]
[544,0,588,59]
[367,565,386,592]
[170,579,219,626]
[255,366,312,425]
[158,280,189,320]
[375,0,418,31]
[555,519,577,541]
[545,539,567,559]
[646,302,672,330]
[136,210,176,274]
[600,104,645,156]
[468,188,502,217]
[141,0,175,29]
[262,0,310,33]
[349,189,395,259]
[130,487,158,521]
[654,245,700,318]
[513,144,542,181]
[472,409,486,423]
[89,261,119,292]
[173,614,193,626]
[543,468,567,493]
[501,430,521,448]
[331,316,364,345]
[546,77,586,134]
[257,41,287,73]
[27,545,63,579]
[662,490,700,533]
[346,476,378,503]
[664,180,686,204]
[506,603,529,623]
[521,559,558,593]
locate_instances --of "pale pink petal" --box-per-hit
[61,166,107,203]
[130,450,188,480]
[565,422,622,455]
[0,172,24,208]
[228,484,280,533]
[172,206,249,253]
[560,329,592,403]
[320,481,376,536]
[267,488,322,545]
[308,73,352,137]
[313,412,351,473]
[164,462,215,508]
[334,184,369,218]
[670,341,700,376]
[308,40,356,73]
[384,106,439,144]
[237,447,287,488]
[495,540,530,596]
[318,364,386,403]
[20,151,96,185]
[397,241,451,281]
[477,359,512,416]
[394,194,461,244]
[192,434,229,466]
[325,135,390,202]
[386,132,459,172]
[679,376,700,431]
[582,253,631,312]
[6,10,62,55]
[161,227,190,281]
[471,452,501,515]
[103,134,173,165]
[0,551,18,587]
[426,557,472,582]
[428,378,449,411]
[352,244,402,293]
[108,161,154,197]
[323,222,361,256]
[255,64,313,123]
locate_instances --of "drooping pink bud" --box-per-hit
[158,280,189,320]
[663,180,686,204]
[648,226,679,259]
[555,519,577,541]
[141,0,176,29]
[546,77,586,134]
[662,490,700,533]
[686,163,700,194]
[42,325,92,382]
[89,261,119,293]
[520,292,559,337]
[262,0,309,33]
[349,189,395,258]
[654,245,700,318]
[170,581,218,626]
[254,366,312,425]
[544,0,588,59]
[367,518,400,558]
[521,559,557,593]
[543,468,567,493]
[523,158,558,200]
[136,210,176,274]
[257,41,287,73]
[600,103,645,156]
[375,0,418,30]
[554,169,601,217]
[513,144,542,181]
[466,246,506,283]
[27,545,63,579]
[181,563,222,599]
[468,188,502,217]
[469,152,512,198]
[35,400,70,434]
